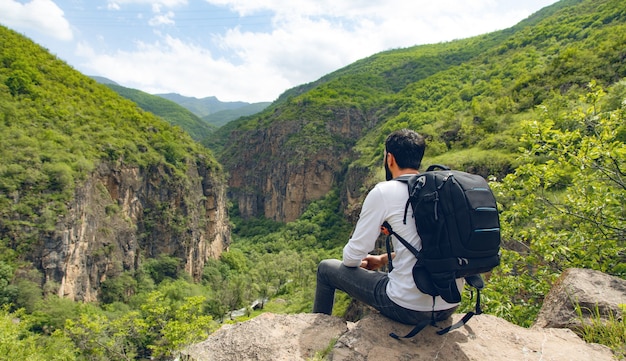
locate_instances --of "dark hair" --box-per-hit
[385,129,426,170]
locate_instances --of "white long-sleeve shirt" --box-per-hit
[342,178,463,312]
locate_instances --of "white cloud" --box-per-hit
[0,0,73,41]
[78,36,291,102]
[149,11,176,26]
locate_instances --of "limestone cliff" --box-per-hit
[38,159,229,302]
[222,106,380,222]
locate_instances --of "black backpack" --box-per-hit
[382,164,501,338]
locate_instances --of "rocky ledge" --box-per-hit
[179,268,625,361]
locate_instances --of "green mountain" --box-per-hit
[216,0,626,222]
[202,101,271,128]
[158,92,249,113]
[104,83,216,141]
[0,23,228,302]
[89,77,269,129]
[156,93,239,116]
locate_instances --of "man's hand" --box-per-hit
[360,254,388,270]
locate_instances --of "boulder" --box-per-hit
[330,313,613,361]
[534,268,626,330]
[179,313,347,361]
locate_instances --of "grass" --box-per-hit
[575,303,626,359]
[308,338,338,361]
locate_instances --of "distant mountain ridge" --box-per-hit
[90,76,270,128]
[202,102,271,128]
[89,75,119,85]
[156,93,270,126]
[156,93,246,117]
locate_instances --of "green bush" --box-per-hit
[0,308,78,361]
[143,255,182,284]
[486,84,626,325]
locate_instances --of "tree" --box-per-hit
[0,262,16,307]
[0,308,78,361]
[64,311,141,361]
[143,255,181,284]
[486,83,626,325]
[100,271,138,304]
[140,290,217,359]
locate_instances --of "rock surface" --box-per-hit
[181,267,626,361]
[534,268,626,330]
[40,160,229,302]
[221,106,379,223]
[179,313,347,361]
[180,312,615,361]
[331,313,613,361]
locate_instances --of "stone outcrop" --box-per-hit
[534,268,626,330]
[39,160,229,302]
[222,106,380,222]
[333,313,613,361]
[180,313,347,360]
[180,268,623,361]
[180,312,615,361]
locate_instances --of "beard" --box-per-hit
[385,155,393,181]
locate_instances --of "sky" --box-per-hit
[1,0,559,103]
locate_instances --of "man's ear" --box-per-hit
[386,152,396,167]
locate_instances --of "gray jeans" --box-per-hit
[313,259,456,325]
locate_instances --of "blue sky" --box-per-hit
[1,0,559,102]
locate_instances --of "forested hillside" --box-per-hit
[104,83,216,142]
[0,0,625,359]
[0,23,231,360]
[215,0,625,223]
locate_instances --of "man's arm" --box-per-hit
[342,186,387,267]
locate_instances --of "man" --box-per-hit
[313,129,462,326]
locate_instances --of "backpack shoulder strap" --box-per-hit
[391,174,417,225]
[381,221,419,258]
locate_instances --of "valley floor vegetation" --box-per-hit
[0,85,625,360]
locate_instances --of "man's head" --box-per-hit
[384,129,426,180]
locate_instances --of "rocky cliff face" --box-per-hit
[224,106,380,222]
[38,159,229,302]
